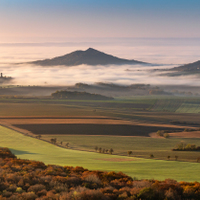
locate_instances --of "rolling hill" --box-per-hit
[29,48,148,66]
[171,60,200,72]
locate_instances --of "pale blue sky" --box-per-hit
[0,0,200,42]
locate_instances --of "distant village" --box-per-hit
[0,73,11,78]
[0,73,12,83]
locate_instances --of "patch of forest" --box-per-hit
[172,142,200,152]
[0,147,200,200]
[51,90,113,100]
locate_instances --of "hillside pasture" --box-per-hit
[0,125,200,182]
[176,103,200,113]
[41,134,200,162]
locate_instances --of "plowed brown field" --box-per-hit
[0,116,190,137]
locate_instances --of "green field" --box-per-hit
[0,125,200,182]
[42,135,200,162]
[1,96,200,114]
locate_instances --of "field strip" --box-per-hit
[0,116,112,119]
[0,119,134,125]
[0,125,200,182]
[39,134,148,138]
[169,131,200,138]
[0,116,196,130]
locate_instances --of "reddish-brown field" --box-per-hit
[0,116,193,137]
[13,123,185,137]
[169,131,200,138]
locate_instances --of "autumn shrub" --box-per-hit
[45,190,58,199]
[2,190,12,198]
[16,186,23,193]
[75,188,108,200]
[27,184,46,193]
[84,174,102,185]
[137,187,159,200]
[165,188,179,200]
[9,193,24,200]
[22,191,38,199]
[50,181,68,193]
[7,184,17,192]
[66,176,82,187]
[100,186,114,194]
[183,185,197,199]
[132,180,152,188]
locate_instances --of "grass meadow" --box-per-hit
[0,125,200,182]
[42,135,200,162]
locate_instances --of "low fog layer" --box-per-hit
[1,63,200,86]
[0,38,200,86]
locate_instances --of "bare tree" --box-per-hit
[50,138,57,144]
[127,151,132,156]
[95,146,98,152]
[109,148,113,155]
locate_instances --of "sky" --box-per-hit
[0,0,200,42]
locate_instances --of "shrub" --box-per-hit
[2,190,12,198]
[137,187,158,200]
[95,146,98,152]
[127,151,132,156]
[16,187,23,193]
[78,189,107,200]
[84,174,102,185]
[132,180,152,188]
[27,184,46,193]
[22,192,38,200]
[163,133,169,138]
[37,189,47,197]
[109,148,114,155]
[165,188,178,200]
[157,130,162,136]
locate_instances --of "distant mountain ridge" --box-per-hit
[170,60,200,72]
[29,48,148,66]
